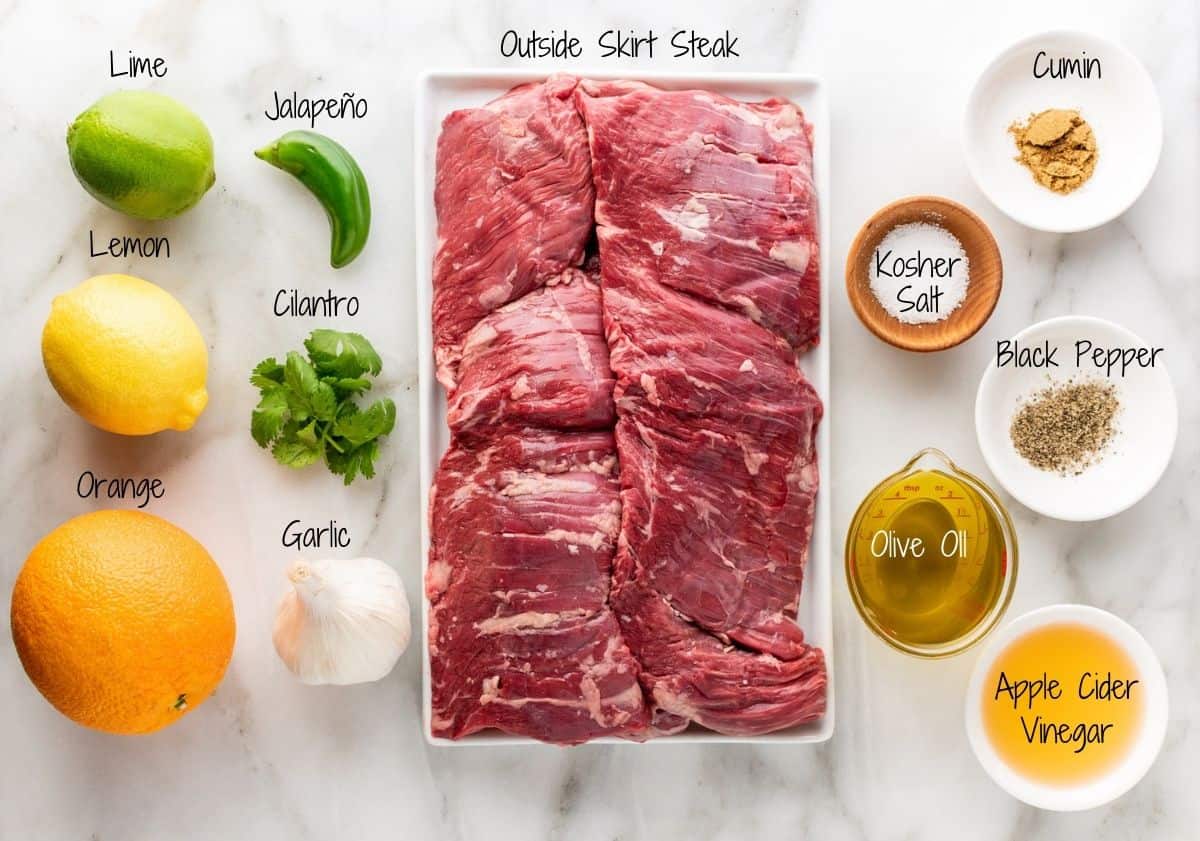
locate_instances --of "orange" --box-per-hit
[10,510,236,735]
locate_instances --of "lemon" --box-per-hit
[42,274,209,435]
[67,91,215,220]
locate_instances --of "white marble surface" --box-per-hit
[0,1,1196,838]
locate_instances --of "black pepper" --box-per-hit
[1010,380,1120,475]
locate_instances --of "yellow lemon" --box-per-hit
[42,274,208,435]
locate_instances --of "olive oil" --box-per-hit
[980,622,1144,786]
[846,449,1017,656]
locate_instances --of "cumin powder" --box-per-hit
[1009,109,1098,194]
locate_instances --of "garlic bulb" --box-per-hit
[273,556,411,685]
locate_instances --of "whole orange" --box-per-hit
[10,510,236,735]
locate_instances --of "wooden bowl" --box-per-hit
[846,196,1003,352]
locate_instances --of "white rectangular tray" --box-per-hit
[416,70,832,745]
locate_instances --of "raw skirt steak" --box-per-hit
[603,269,823,660]
[612,578,826,736]
[427,430,648,743]
[579,79,826,734]
[575,78,821,352]
[596,260,826,733]
[447,267,614,438]
[429,76,825,744]
[432,74,594,389]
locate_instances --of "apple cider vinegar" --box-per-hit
[980,622,1145,786]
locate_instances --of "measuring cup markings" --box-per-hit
[846,451,1020,657]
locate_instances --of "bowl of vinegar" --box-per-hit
[965,604,1168,810]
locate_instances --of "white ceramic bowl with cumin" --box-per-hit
[974,315,1177,522]
[965,604,1168,811]
[964,30,1162,233]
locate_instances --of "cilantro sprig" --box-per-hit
[251,330,396,485]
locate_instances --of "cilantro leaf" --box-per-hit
[352,440,380,480]
[251,357,285,390]
[272,437,322,468]
[304,330,383,378]
[251,387,289,447]
[284,350,319,395]
[294,420,320,447]
[324,440,354,480]
[249,332,394,485]
[284,351,338,422]
[325,376,373,398]
[333,399,395,446]
[327,439,379,485]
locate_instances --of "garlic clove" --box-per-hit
[272,556,411,686]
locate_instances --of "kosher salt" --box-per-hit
[869,222,970,325]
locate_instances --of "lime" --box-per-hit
[67,91,215,220]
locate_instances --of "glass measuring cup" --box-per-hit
[845,448,1019,658]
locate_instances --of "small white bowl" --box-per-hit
[975,315,1176,522]
[965,605,1168,811]
[964,30,1162,233]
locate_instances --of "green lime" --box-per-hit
[67,91,215,220]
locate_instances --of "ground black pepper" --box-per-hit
[1010,380,1120,475]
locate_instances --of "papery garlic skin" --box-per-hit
[273,556,411,685]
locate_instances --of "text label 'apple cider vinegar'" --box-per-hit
[981,622,1144,786]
